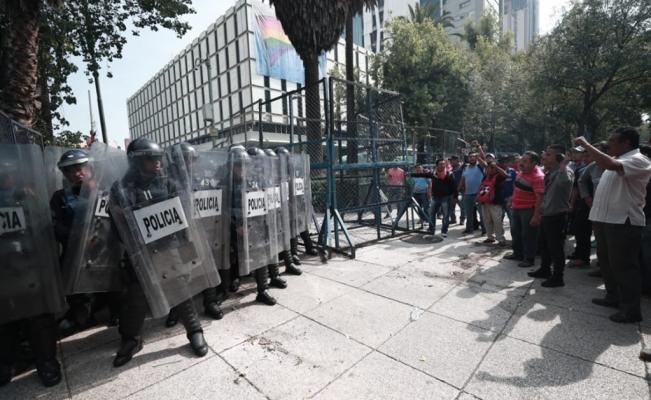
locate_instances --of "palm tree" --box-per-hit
[408,3,455,29]
[345,0,377,163]
[0,0,49,127]
[268,0,349,161]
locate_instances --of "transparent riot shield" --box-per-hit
[270,153,291,252]
[109,166,220,318]
[61,143,127,294]
[166,145,229,272]
[290,153,313,235]
[0,144,66,324]
[257,153,279,264]
[230,149,272,275]
[44,146,71,200]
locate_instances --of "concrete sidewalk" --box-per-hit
[4,222,651,399]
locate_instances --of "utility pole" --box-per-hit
[88,90,97,144]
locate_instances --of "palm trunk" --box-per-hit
[303,53,323,162]
[0,0,42,127]
[345,13,358,164]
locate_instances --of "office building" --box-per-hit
[127,0,369,148]
[501,0,538,51]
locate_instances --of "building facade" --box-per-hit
[501,0,538,51]
[127,0,369,148]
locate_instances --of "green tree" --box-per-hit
[268,0,349,161]
[374,18,471,161]
[49,129,84,147]
[537,0,651,139]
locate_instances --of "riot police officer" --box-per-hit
[109,138,211,367]
[1,145,65,387]
[50,149,120,333]
[165,143,224,327]
[230,145,276,305]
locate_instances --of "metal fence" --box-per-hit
[223,77,434,258]
[0,111,45,147]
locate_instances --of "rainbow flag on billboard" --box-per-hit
[252,0,326,84]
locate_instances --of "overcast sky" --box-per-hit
[58,0,573,147]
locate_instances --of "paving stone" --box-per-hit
[362,267,456,309]
[465,335,650,400]
[313,351,459,400]
[61,325,120,360]
[221,316,370,400]
[66,331,211,400]
[271,273,352,314]
[429,284,523,334]
[504,301,645,377]
[127,355,266,400]
[305,288,413,348]
[466,259,534,294]
[379,312,497,388]
[2,345,70,400]
[524,283,614,319]
[202,292,298,353]
[306,259,393,288]
[404,256,480,286]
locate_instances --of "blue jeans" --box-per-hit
[429,195,451,234]
[462,194,484,233]
[511,208,539,262]
[413,192,430,223]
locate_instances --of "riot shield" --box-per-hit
[44,146,71,199]
[167,145,230,272]
[109,164,220,318]
[230,149,272,275]
[61,143,127,294]
[290,153,313,235]
[268,152,291,252]
[0,144,66,324]
[257,152,279,264]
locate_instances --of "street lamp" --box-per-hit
[193,57,216,146]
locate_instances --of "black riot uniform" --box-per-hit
[49,149,119,334]
[165,143,224,328]
[230,145,276,305]
[0,157,61,388]
[108,138,208,368]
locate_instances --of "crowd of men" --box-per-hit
[0,139,318,388]
[405,127,651,322]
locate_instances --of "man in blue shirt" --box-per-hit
[458,153,485,234]
[410,164,430,225]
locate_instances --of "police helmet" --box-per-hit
[57,149,90,171]
[263,148,277,157]
[246,147,265,157]
[275,146,290,156]
[179,142,198,161]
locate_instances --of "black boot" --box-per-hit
[113,337,143,367]
[300,231,318,256]
[290,238,302,265]
[541,272,564,288]
[202,288,224,320]
[35,359,61,387]
[281,251,302,275]
[165,307,179,328]
[268,264,287,289]
[254,268,277,305]
[187,331,209,357]
[528,267,551,279]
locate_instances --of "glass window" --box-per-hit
[200,37,208,59]
[226,16,234,42]
[180,55,187,76]
[217,22,225,48]
[237,6,247,35]
[229,70,237,92]
[238,35,248,60]
[240,64,250,87]
[218,49,227,73]
[228,44,236,69]
[187,71,194,90]
[210,54,218,78]
[208,29,216,55]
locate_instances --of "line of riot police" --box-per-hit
[0,138,317,388]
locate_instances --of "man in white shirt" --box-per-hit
[575,127,651,323]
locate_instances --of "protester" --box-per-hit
[527,145,574,287]
[503,151,544,268]
[411,159,456,237]
[577,127,651,323]
[449,156,463,224]
[638,144,651,296]
[385,165,406,217]
[498,154,518,224]
[458,152,485,235]
[476,161,507,245]
[410,164,431,226]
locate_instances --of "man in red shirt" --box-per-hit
[503,151,544,268]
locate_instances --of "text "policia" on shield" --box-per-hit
[0,207,26,235]
[246,190,267,217]
[133,196,189,244]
